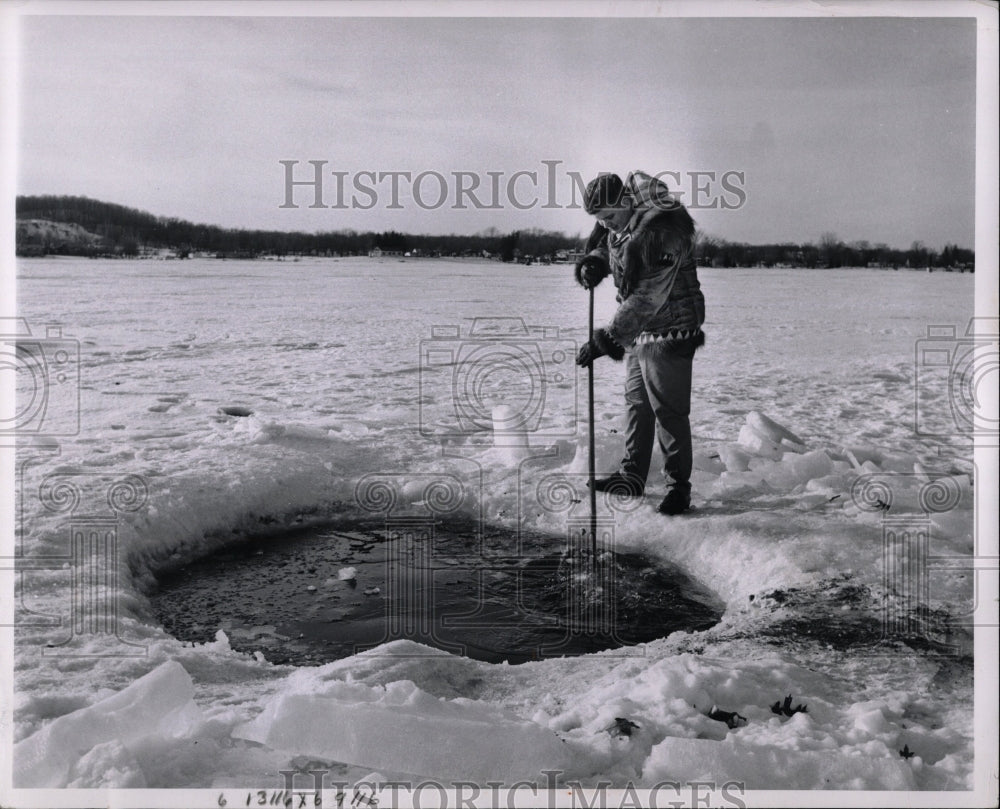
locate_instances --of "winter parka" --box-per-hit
[579,171,705,351]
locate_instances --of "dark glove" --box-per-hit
[576,328,625,367]
[574,254,610,289]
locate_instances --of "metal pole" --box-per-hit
[588,286,597,561]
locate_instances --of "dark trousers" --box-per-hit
[620,341,694,492]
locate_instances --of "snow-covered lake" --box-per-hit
[8,257,982,797]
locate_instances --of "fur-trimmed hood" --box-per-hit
[578,171,704,347]
[582,172,696,279]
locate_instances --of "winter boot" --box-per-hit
[657,487,691,515]
[590,472,645,497]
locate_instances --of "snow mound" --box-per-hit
[234,415,336,443]
[233,677,576,782]
[65,740,148,788]
[14,661,200,788]
[643,735,916,790]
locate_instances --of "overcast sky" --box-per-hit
[15,12,977,248]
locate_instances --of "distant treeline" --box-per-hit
[699,232,975,271]
[15,195,574,261]
[16,195,975,270]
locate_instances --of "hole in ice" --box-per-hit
[151,517,724,665]
[218,405,254,417]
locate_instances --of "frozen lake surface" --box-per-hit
[10,256,979,792]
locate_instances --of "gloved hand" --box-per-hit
[576,328,625,367]
[576,340,601,368]
[574,254,610,289]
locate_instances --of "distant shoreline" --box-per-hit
[14,253,976,275]
[15,195,976,271]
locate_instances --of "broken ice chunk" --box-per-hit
[738,424,784,460]
[693,452,726,475]
[747,411,804,446]
[719,444,753,472]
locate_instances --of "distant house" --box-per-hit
[368,246,403,258]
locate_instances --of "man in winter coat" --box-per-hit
[575,171,705,515]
